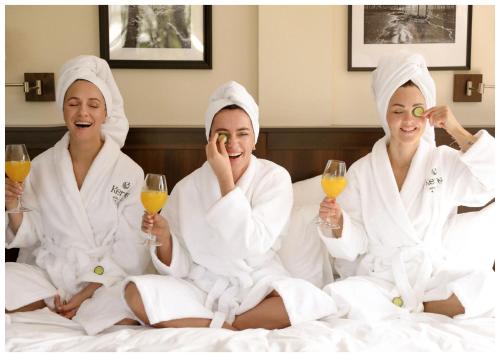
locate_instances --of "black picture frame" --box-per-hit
[99,5,212,69]
[348,5,472,71]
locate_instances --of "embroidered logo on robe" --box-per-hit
[111,182,131,204]
[425,167,443,193]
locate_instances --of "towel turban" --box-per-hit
[372,52,436,146]
[56,55,129,148]
[204,81,259,144]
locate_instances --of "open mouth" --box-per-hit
[228,152,243,160]
[400,127,417,134]
[75,121,93,128]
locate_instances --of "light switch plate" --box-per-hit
[24,73,55,102]
[453,74,482,102]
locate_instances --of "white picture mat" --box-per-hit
[108,5,205,61]
[350,5,470,69]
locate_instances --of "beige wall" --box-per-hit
[5,5,495,127]
[5,5,258,127]
[259,5,495,127]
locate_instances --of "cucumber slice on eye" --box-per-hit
[218,133,228,144]
[412,106,424,117]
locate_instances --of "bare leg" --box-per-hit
[153,318,236,330]
[115,318,140,326]
[232,290,290,330]
[6,299,46,313]
[423,293,465,318]
[124,282,150,324]
[123,282,236,330]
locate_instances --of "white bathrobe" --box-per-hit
[5,132,150,335]
[320,130,496,321]
[126,155,337,327]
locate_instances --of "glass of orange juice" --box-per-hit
[317,160,347,229]
[141,173,168,246]
[5,144,31,213]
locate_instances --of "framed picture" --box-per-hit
[99,5,212,69]
[348,5,472,71]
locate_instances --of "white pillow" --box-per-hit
[278,175,334,288]
[292,175,323,207]
[443,202,497,271]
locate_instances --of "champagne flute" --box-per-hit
[5,144,31,213]
[141,173,168,246]
[317,160,347,229]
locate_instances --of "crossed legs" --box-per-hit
[5,299,140,326]
[423,293,465,318]
[124,282,290,330]
[5,299,47,313]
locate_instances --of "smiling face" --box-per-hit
[63,80,107,144]
[386,84,426,147]
[210,107,256,182]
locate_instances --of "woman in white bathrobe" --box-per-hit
[124,81,336,330]
[5,55,150,335]
[317,52,495,321]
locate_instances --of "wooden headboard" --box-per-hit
[6,126,494,185]
[5,126,494,262]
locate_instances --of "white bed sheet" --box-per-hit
[4,308,495,352]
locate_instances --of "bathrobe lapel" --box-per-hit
[52,132,120,248]
[197,155,258,208]
[399,139,433,214]
[187,156,258,267]
[370,137,419,244]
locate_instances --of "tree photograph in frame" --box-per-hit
[99,5,212,69]
[348,5,472,71]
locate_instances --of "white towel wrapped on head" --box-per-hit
[372,51,436,146]
[204,81,259,144]
[56,55,129,148]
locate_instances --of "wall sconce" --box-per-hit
[6,73,55,101]
[453,74,495,102]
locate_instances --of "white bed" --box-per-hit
[4,176,496,352]
[4,308,495,352]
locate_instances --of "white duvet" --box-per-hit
[5,308,495,351]
[5,173,496,352]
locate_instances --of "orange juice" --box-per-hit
[321,176,347,198]
[5,161,31,182]
[141,190,168,214]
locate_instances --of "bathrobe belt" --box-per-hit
[40,239,110,259]
[188,261,256,327]
[202,277,240,327]
[369,243,433,312]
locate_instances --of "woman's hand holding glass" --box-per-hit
[5,178,24,211]
[140,173,168,246]
[319,197,343,231]
[141,209,171,245]
[317,160,347,230]
[5,144,31,213]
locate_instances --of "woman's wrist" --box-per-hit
[449,125,475,152]
[218,174,235,196]
[82,282,102,299]
[157,230,172,245]
[156,232,173,266]
[332,215,344,238]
